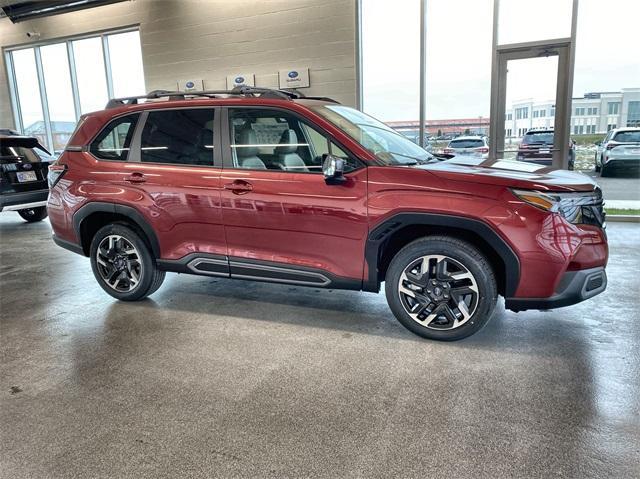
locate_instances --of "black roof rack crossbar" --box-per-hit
[105,87,339,109]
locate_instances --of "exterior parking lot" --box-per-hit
[1,214,638,478]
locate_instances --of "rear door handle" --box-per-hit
[224,180,253,194]
[124,172,146,184]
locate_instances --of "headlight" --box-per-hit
[511,189,559,212]
[511,188,605,227]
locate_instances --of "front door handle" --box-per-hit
[224,180,253,194]
[124,172,146,184]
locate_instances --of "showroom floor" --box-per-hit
[1,214,639,478]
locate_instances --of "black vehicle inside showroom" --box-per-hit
[1,0,639,478]
[0,130,51,221]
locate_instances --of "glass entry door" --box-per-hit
[489,40,572,169]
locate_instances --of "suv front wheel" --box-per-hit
[385,236,497,341]
[90,223,165,301]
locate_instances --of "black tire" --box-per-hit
[385,236,497,341]
[18,206,47,222]
[594,154,601,172]
[600,162,609,177]
[89,223,165,301]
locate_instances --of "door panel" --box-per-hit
[220,168,368,280]
[122,107,226,260]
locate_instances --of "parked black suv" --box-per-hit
[0,129,52,222]
[517,129,576,169]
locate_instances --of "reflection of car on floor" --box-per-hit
[595,127,640,177]
[48,87,608,342]
[516,129,575,170]
[443,136,489,159]
[0,129,52,222]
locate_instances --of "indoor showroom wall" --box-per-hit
[0,0,357,129]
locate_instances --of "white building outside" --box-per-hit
[505,88,640,139]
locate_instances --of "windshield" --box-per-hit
[523,132,554,144]
[449,139,484,148]
[311,105,435,165]
[613,131,640,143]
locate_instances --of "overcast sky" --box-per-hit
[362,0,640,122]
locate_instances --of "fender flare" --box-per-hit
[364,212,520,296]
[73,202,161,258]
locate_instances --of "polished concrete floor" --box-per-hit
[1,214,639,479]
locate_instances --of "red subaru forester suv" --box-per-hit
[47,88,608,341]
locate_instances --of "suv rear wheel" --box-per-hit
[385,236,497,341]
[89,223,165,301]
[18,206,47,222]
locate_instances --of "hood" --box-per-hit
[419,158,597,192]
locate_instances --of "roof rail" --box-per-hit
[104,86,339,109]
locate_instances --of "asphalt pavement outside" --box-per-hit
[1,214,639,478]
[584,171,640,209]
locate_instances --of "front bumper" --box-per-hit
[505,266,607,312]
[0,189,48,212]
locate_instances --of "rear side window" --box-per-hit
[140,109,214,166]
[449,139,484,148]
[90,114,139,161]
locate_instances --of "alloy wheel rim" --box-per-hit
[96,235,142,292]
[398,254,479,330]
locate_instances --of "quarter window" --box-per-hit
[140,109,215,166]
[90,114,139,161]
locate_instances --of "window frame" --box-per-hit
[219,106,365,174]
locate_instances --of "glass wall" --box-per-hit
[40,43,77,152]
[570,0,640,173]
[5,29,145,154]
[10,48,46,147]
[360,0,421,141]
[108,31,146,98]
[424,0,492,150]
[360,0,493,150]
[72,37,110,115]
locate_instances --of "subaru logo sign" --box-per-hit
[235,76,245,84]
[23,163,32,170]
[288,71,299,79]
[185,81,195,89]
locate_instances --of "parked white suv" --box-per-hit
[443,136,489,159]
[595,127,640,177]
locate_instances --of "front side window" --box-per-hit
[311,105,435,166]
[140,109,214,166]
[90,114,139,161]
[228,108,358,172]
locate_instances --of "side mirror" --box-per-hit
[322,154,346,185]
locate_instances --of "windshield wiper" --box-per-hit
[383,151,437,165]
